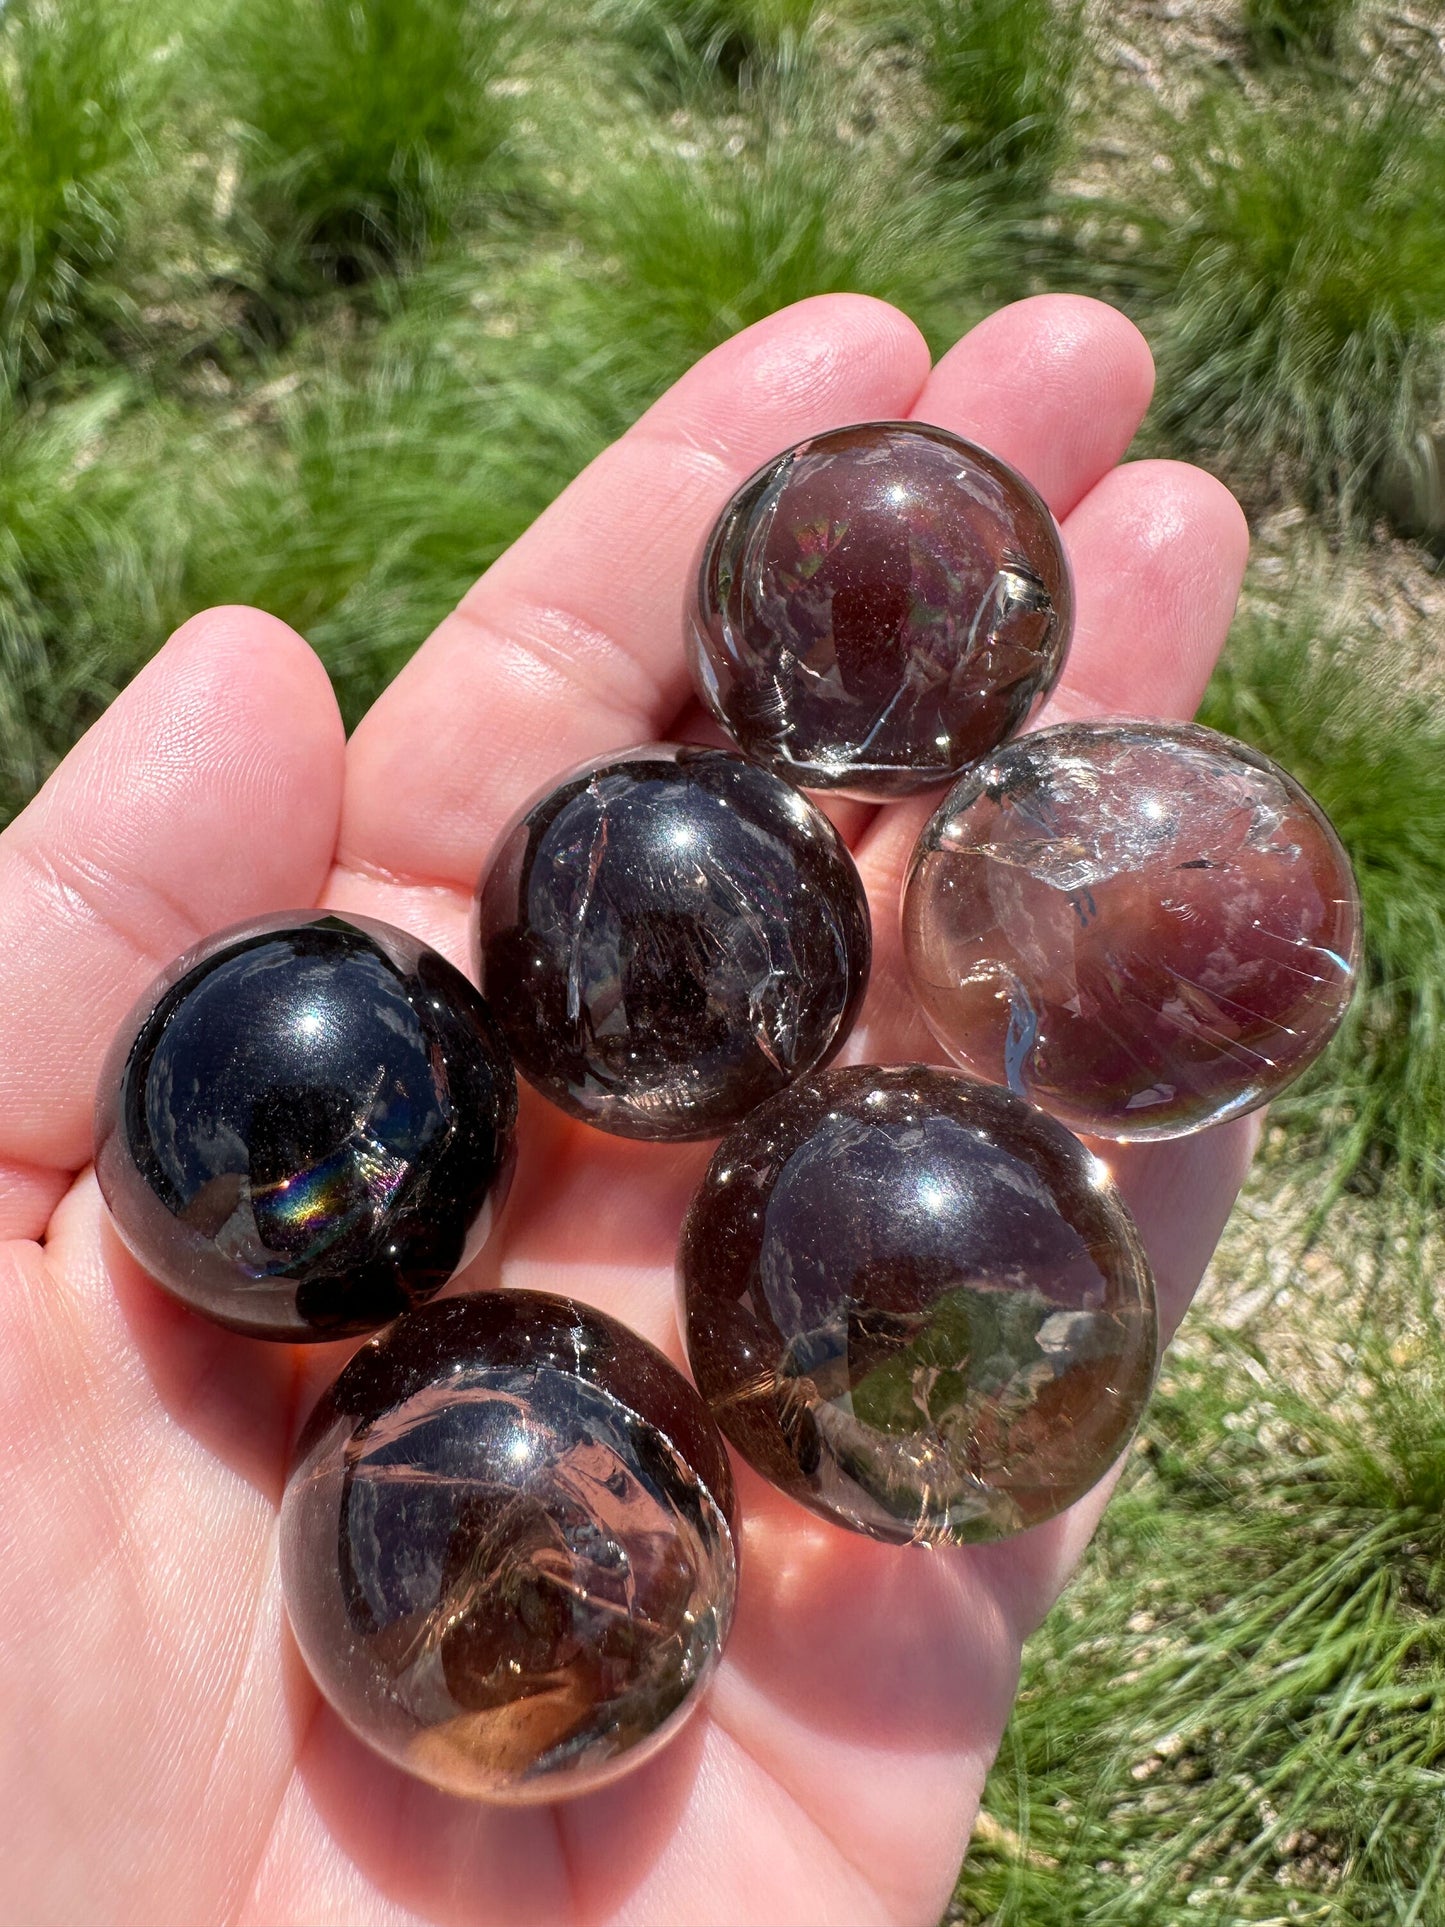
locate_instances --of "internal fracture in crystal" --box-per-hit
[687,422,1073,797]
[474,745,871,1139]
[680,1063,1157,1544]
[281,1291,739,1801]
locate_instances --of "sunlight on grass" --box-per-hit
[0,0,173,383]
[218,0,523,284]
[576,107,996,374]
[915,0,1084,195]
[955,1340,1445,1923]
[189,329,620,722]
[0,386,187,819]
[1123,82,1445,520]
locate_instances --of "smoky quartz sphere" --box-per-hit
[281,1291,739,1802]
[687,421,1073,798]
[475,744,870,1140]
[95,912,518,1341]
[680,1064,1157,1545]
[902,720,1362,1140]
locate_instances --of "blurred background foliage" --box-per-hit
[1,0,1442,1916]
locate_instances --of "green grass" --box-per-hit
[1115,81,1445,521]
[0,0,176,385]
[186,302,632,723]
[596,0,822,93]
[915,0,1085,196]
[574,105,998,374]
[955,1330,1445,1922]
[0,390,148,818]
[0,278,640,810]
[1243,0,1358,66]
[215,0,524,288]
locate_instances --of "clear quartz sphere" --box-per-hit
[687,421,1073,798]
[680,1064,1157,1545]
[901,719,1361,1139]
[281,1291,739,1802]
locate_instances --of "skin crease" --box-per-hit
[0,294,1254,1927]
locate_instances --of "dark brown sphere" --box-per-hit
[95,912,517,1341]
[687,421,1073,798]
[902,720,1362,1139]
[679,1064,1157,1545]
[474,745,871,1140]
[281,1291,738,1802]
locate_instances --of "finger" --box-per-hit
[849,457,1251,1066]
[1044,458,1251,723]
[339,295,933,913]
[908,293,1156,519]
[0,609,345,1235]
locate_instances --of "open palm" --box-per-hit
[0,295,1256,1926]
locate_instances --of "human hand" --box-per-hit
[0,294,1253,1926]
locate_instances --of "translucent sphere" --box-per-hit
[902,719,1361,1140]
[680,1064,1156,1545]
[281,1292,739,1802]
[687,422,1073,798]
[474,745,870,1139]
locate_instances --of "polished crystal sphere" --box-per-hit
[901,719,1362,1140]
[474,744,871,1140]
[687,421,1073,798]
[281,1291,739,1802]
[679,1064,1156,1545]
[95,911,517,1341]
